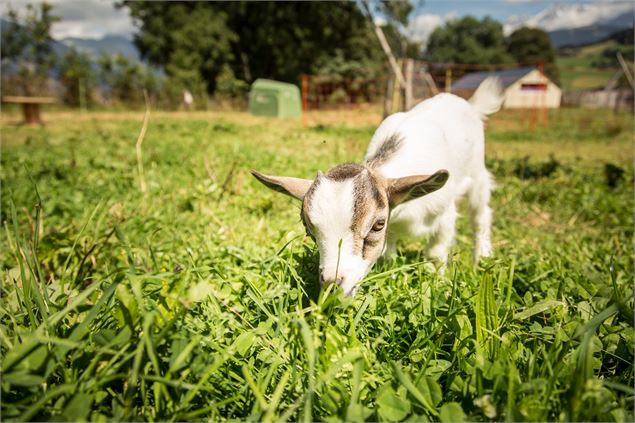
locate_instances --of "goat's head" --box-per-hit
[251,164,449,295]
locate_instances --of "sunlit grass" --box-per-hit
[1,107,633,421]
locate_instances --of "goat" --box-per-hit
[252,77,504,295]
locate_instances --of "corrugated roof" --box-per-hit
[452,67,537,90]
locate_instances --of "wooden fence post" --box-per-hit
[404,59,414,110]
[301,74,309,127]
[383,72,394,118]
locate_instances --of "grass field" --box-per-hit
[1,106,633,421]
[556,40,631,90]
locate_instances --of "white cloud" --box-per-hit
[407,12,456,43]
[504,0,634,34]
[373,15,387,26]
[2,0,134,39]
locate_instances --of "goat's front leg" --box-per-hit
[426,204,457,269]
[468,172,494,263]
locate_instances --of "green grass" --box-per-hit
[1,108,633,421]
[556,40,625,90]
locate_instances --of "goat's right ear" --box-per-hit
[251,170,313,201]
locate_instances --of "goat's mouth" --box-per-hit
[319,274,363,297]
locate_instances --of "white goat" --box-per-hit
[252,77,504,295]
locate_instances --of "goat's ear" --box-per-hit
[251,170,313,201]
[387,170,449,207]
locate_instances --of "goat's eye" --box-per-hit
[372,219,386,232]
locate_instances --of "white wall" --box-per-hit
[503,69,562,109]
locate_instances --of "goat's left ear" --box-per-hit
[387,170,449,207]
[251,170,313,201]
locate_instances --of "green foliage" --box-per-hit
[381,23,422,60]
[506,27,556,64]
[611,26,634,46]
[1,109,633,421]
[124,1,388,92]
[97,53,160,106]
[425,16,513,64]
[592,44,634,69]
[507,26,559,83]
[125,1,236,94]
[214,65,249,107]
[58,49,95,107]
[226,2,384,83]
[556,41,624,90]
[0,2,60,95]
[373,0,413,26]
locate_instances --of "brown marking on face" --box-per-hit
[365,133,403,169]
[350,169,389,259]
[301,175,321,236]
[300,163,391,264]
[362,234,383,260]
[326,163,365,180]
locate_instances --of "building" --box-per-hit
[451,67,562,109]
[249,79,302,118]
[562,88,633,110]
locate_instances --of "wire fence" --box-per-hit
[301,59,632,128]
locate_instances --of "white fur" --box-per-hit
[366,78,502,265]
[469,76,504,118]
[307,177,371,295]
[300,78,502,294]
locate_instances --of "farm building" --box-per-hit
[562,88,633,110]
[452,67,562,108]
[249,79,302,118]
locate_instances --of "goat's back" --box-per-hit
[366,93,486,184]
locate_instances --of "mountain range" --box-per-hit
[60,35,139,60]
[504,2,633,48]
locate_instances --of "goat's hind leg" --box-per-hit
[468,171,494,263]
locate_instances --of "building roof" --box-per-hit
[452,67,538,90]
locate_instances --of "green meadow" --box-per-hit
[1,107,633,421]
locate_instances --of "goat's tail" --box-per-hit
[469,77,504,120]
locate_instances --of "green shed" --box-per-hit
[249,79,302,118]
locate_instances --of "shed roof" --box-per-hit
[251,78,299,92]
[452,67,538,90]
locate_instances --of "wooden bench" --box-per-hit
[2,96,55,125]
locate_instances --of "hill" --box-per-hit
[504,3,633,49]
[548,10,634,48]
[556,27,633,91]
[60,35,139,61]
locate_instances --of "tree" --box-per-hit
[381,23,422,60]
[0,2,60,95]
[123,1,387,93]
[124,1,235,95]
[425,16,512,64]
[97,53,160,106]
[221,2,384,83]
[378,0,414,26]
[506,27,559,83]
[591,26,634,71]
[59,49,94,107]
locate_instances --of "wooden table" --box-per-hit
[2,96,55,125]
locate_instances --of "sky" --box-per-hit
[1,0,633,40]
[407,0,633,42]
